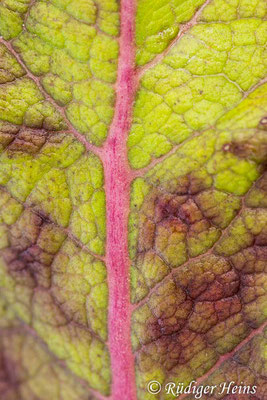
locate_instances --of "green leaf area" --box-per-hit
[0,0,266,399]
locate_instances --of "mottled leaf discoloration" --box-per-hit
[0,0,266,399]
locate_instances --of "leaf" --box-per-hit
[0,1,266,400]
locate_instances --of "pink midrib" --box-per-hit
[77,0,267,398]
[102,0,137,399]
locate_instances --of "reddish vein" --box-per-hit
[178,320,267,400]
[0,37,102,157]
[2,0,266,399]
[102,0,138,399]
[137,0,213,80]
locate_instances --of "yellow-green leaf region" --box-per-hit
[1,0,119,145]
[0,0,114,397]
[130,0,267,399]
[0,0,267,399]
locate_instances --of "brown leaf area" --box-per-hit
[132,170,267,398]
[184,327,267,400]
[0,321,98,400]
[0,120,63,156]
[0,0,267,398]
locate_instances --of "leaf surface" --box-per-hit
[0,1,266,400]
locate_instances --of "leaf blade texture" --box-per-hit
[0,0,266,399]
